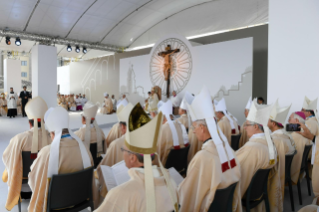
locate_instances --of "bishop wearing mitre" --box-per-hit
[75,101,106,157]
[214,98,233,144]
[301,96,319,201]
[103,99,129,150]
[236,99,282,211]
[157,100,189,166]
[2,97,51,210]
[177,92,202,163]
[267,100,295,201]
[95,103,179,212]
[239,97,252,148]
[178,86,242,212]
[100,92,113,114]
[97,102,134,197]
[28,107,98,211]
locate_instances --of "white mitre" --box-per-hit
[180,91,194,110]
[302,96,319,123]
[302,96,318,111]
[103,92,108,97]
[82,101,103,153]
[247,98,276,164]
[117,103,134,123]
[269,99,291,125]
[186,86,237,172]
[245,96,252,110]
[215,98,235,130]
[45,107,91,179]
[158,100,173,120]
[25,96,48,158]
[125,103,178,212]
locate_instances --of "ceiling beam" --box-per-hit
[128,0,214,48]
[0,29,123,52]
[99,0,155,44]
[65,0,98,38]
[23,0,41,32]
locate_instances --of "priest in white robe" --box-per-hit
[2,97,51,210]
[178,86,242,212]
[157,100,189,166]
[81,94,88,107]
[6,87,18,118]
[28,107,98,211]
[95,103,179,212]
[236,99,282,212]
[215,98,232,144]
[97,103,134,197]
[75,101,105,154]
[75,95,83,111]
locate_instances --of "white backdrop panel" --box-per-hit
[268,0,319,115]
[4,59,21,93]
[120,38,253,124]
[57,66,70,95]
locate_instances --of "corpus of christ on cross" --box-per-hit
[158,45,180,98]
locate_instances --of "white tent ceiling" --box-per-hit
[0,0,268,59]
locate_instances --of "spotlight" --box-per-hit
[75,46,80,53]
[83,47,87,54]
[67,45,72,52]
[15,37,21,46]
[5,37,11,45]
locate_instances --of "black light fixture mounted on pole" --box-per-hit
[5,37,11,45]
[15,37,21,46]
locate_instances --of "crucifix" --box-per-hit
[158,45,180,98]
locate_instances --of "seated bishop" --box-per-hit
[103,99,129,150]
[236,98,282,211]
[75,101,106,154]
[178,87,242,212]
[267,99,295,200]
[288,111,312,184]
[214,98,233,144]
[2,96,51,211]
[95,103,179,212]
[100,92,113,114]
[301,96,319,202]
[157,100,189,166]
[28,107,98,211]
[97,103,134,197]
[239,97,252,148]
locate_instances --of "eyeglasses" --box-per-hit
[120,147,134,154]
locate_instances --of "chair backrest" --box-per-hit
[231,134,241,151]
[47,166,94,210]
[208,182,238,212]
[245,168,271,201]
[300,145,312,171]
[285,150,297,179]
[22,151,36,178]
[90,143,97,161]
[165,145,190,173]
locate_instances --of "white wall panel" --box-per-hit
[268,0,319,114]
[4,59,21,93]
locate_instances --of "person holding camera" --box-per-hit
[288,112,312,185]
[300,96,319,205]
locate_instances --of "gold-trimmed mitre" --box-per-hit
[125,103,163,154]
